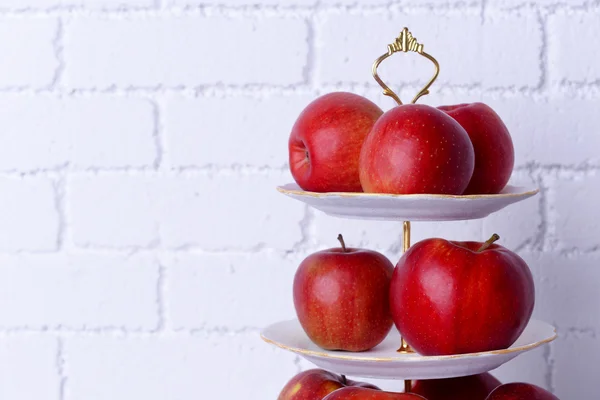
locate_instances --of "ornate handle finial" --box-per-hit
[372,27,440,105]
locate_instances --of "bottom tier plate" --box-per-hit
[260,319,556,380]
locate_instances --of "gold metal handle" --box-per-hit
[372,27,440,105]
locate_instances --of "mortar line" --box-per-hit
[0,2,593,18]
[155,260,168,332]
[546,340,556,394]
[536,7,549,91]
[150,98,166,170]
[52,171,69,251]
[51,18,65,90]
[303,13,316,88]
[480,0,488,23]
[1,81,600,99]
[57,337,67,400]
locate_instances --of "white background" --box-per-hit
[0,0,598,399]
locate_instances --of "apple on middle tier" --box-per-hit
[293,233,535,357]
[293,234,394,352]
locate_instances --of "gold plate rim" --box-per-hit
[276,185,540,200]
[260,322,557,363]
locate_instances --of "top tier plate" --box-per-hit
[277,183,539,221]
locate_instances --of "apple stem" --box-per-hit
[341,375,347,385]
[337,234,348,252]
[477,233,500,252]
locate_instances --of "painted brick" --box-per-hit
[553,332,599,400]
[524,252,600,331]
[0,336,60,400]
[549,13,600,83]
[171,0,315,5]
[0,253,159,329]
[66,333,298,400]
[69,175,158,248]
[490,98,600,167]
[553,174,600,250]
[0,0,152,9]
[165,94,312,168]
[318,13,540,88]
[65,17,308,88]
[156,171,304,250]
[492,0,584,5]
[0,96,156,171]
[0,19,57,87]
[166,252,300,330]
[0,177,59,252]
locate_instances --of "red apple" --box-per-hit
[390,234,535,355]
[411,373,502,400]
[485,383,559,400]
[439,103,514,195]
[289,92,383,192]
[323,387,426,399]
[359,104,474,195]
[278,369,379,400]
[293,235,394,351]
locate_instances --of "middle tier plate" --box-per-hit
[277,183,539,221]
[261,319,556,380]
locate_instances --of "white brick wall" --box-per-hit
[0,0,597,399]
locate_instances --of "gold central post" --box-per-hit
[402,221,411,252]
[370,28,436,394]
[400,221,413,394]
[398,221,413,352]
[404,379,412,393]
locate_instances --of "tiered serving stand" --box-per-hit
[261,28,557,394]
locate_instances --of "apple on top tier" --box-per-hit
[288,92,383,193]
[390,234,535,356]
[293,234,394,352]
[439,103,514,195]
[288,92,515,195]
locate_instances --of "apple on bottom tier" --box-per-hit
[278,370,520,400]
[390,234,535,355]
[410,373,501,400]
[293,235,394,352]
[485,383,559,400]
[323,387,426,399]
[277,369,379,400]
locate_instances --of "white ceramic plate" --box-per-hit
[277,184,539,221]
[261,319,556,380]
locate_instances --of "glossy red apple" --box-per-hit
[359,103,474,195]
[323,387,426,399]
[293,235,394,351]
[390,234,535,355]
[411,373,502,400]
[289,92,383,192]
[278,369,379,400]
[485,383,559,400]
[439,103,514,195]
